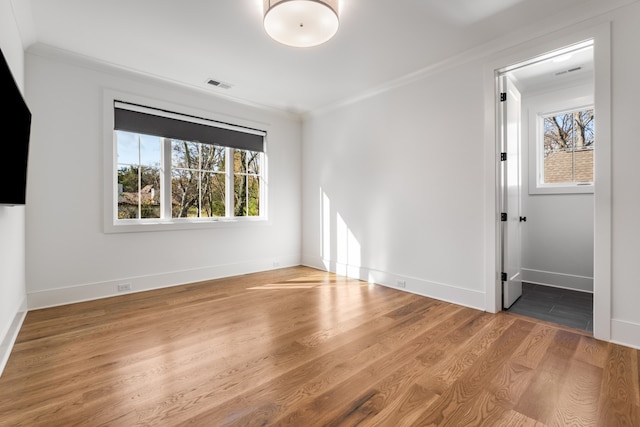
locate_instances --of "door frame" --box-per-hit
[483,22,612,341]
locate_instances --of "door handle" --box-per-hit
[519,216,527,222]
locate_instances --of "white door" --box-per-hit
[501,75,523,309]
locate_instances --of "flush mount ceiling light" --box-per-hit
[263,0,339,48]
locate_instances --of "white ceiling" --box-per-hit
[14,0,623,114]
[508,44,594,94]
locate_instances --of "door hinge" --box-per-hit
[501,152,507,161]
[501,212,507,221]
[500,92,507,102]
[501,272,507,282]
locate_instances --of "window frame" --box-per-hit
[528,93,594,195]
[103,89,270,233]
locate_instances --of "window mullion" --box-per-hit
[197,144,202,218]
[161,138,172,219]
[226,147,234,217]
[137,135,142,219]
[256,153,267,217]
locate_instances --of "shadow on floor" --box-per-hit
[507,282,593,332]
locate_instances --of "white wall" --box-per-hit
[302,63,487,309]
[520,83,594,292]
[0,0,28,375]
[24,46,302,308]
[302,2,640,348]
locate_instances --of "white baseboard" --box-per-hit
[0,297,27,377]
[27,255,301,310]
[520,268,593,293]
[302,255,485,311]
[611,319,640,350]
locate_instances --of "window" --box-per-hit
[541,107,594,185]
[108,99,267,231]
[117,132,162,219]
[533,105,594,193]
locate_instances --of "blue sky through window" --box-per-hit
[116,131,162,167]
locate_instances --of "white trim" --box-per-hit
[27,255,301,310]
[501,40,593,74]
[483,61,500,314]
[611,319,640,350]
[302,255,485,311]
[521,268,593,293]
[591,22,612,342]
[104,216,272,234]
[0,297,27,377]
[530,182,594,195]
[484,22,612,341]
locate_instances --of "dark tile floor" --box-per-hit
[506,282,593,332]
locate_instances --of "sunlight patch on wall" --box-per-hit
[320,188,362,278]
[336,212,361,276]
[321,189,331,270]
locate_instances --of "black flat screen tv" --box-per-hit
[0,46,31,206]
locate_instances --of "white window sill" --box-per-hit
[104,217,270,233]
[529,183,594,195]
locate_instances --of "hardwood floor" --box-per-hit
[0,266,638,426]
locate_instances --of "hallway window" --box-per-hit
[540,107,594,186]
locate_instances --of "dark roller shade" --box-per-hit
[114,104,265,152]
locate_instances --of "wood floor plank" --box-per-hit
[548,358,602,426]
[493,409,547,426]
[266,307,482,426]
[574,335,610,369]
[598,344,640,425]
[360,382,440,427]
[416,313,517,395]
[0,266,638,426]
[514,329,582,424]
[510,323,557,369]
[489,361,535,408]
[412,318,536,426]
[438,389,510,426]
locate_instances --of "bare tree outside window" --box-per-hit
[542,108,594,184]
[233,149,261,217]
[171,141,226,218]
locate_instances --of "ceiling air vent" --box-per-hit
[555,66,582,76]
[206,78,233,90]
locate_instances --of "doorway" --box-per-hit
[485,23,611,341]
[497,42,595,332]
